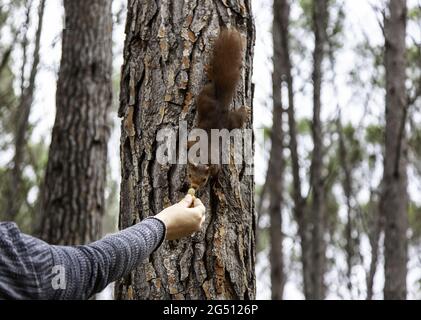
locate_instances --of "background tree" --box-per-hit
[267,0,286,300]
[0,0,48,232]
[259,0,342,299]
[280,0,313,298]
[381,0,408,300]
[39,0,113,245]
[309,0,329,299]
[115,0,255,300]
[5,0,45,221]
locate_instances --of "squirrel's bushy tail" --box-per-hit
[209,29,243,108]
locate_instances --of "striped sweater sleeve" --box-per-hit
[0,218,165,300]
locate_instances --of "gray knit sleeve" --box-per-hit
[24,217,166,299]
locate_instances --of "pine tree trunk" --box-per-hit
[39,0,113,245]
[268,0,286,299]
[115,0,255,300]
[381,0,408,300]
[310,0,328,300]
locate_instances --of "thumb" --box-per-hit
[179,194,193,207]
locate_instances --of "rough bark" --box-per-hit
[381,0,408,300]
[5,0,45,221]
[268,0,285,300]
[309,0,328,300]
[115,0,255,300]
[40,0,113,245]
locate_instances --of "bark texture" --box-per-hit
[40,0,113,245]
[381,0,408,300]
[116,0,255,300]
[268,0,285,300]
[309,0,328,300]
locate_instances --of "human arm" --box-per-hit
[0,194,205,300]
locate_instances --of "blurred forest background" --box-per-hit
[0,0,420,299]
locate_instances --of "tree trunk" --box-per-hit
[366,190,383,300]
[39,0,113,245]
[277,0,312,299]
[268,0,286,300]
[5,0,45,221]
[337,118,354,294]
[310,0,328,300]
[115,0,255,300]
[381,0,408,300]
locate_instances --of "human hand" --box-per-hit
[155,194,206,240]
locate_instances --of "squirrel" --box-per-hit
[187,28,248,191]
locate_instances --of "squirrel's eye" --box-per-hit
[202,178,206,182]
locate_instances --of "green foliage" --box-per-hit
[325,187,340,235]
[0,66,17,138]
[409,202,421,241]
[262,125,272,142]
[407,43,421,100]
[298,0,313,29]
[365,124,384,145]
[408,6,421,20]
[255,183,264,197]
[0,3,10,26]
[351,40,384,90]
[342,124,363,167]
[0,140,48,233]
[296,117,312,136]
[407,45,421,64]
[364,124,383,171]
[410,127,421,153]
[257,226,270,253]
[297,0,345,46]
[327,0,345,54]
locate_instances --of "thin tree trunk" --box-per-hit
[310,0,328,300]
[366,190,383,300]
[278,0,312,298]
[268,0,286,299]
[0,43,13,75]
[5,0,44,221]
[40,0,113,245]
[337,118,354,294]
[381,0,408,300]
[115,0,255,300]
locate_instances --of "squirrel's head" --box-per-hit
[187,162,211,190]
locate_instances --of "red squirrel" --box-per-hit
[187,29,248,191]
